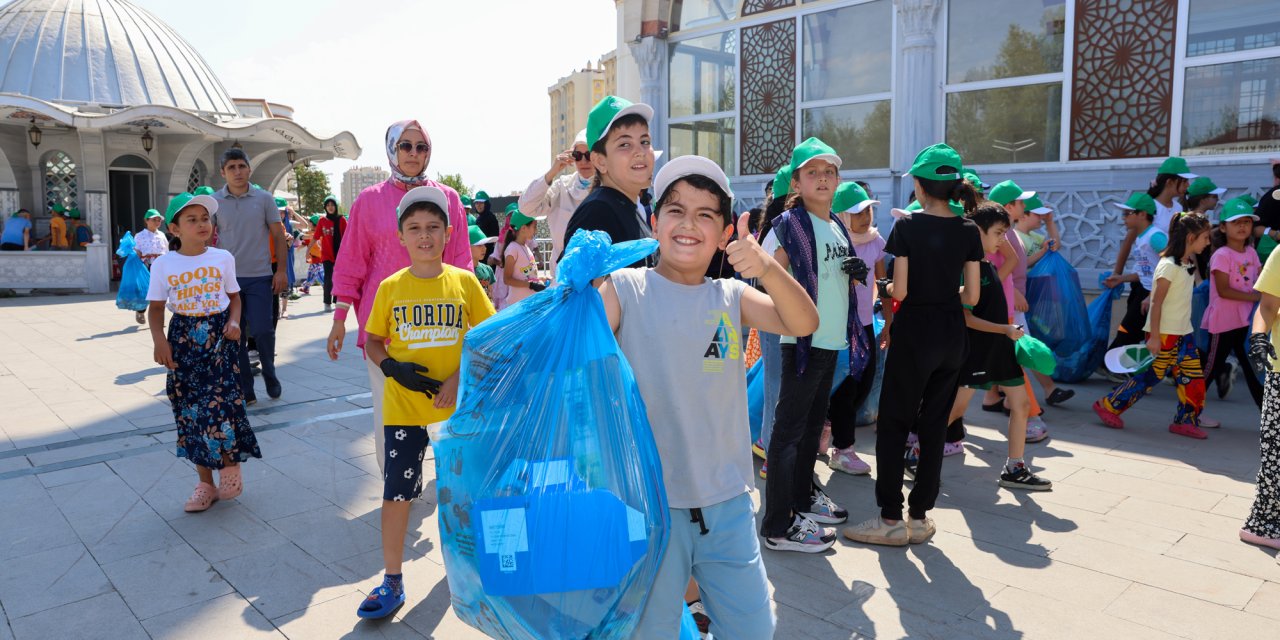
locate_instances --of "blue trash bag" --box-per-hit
[678,604,700,640]
[1191,280,1211,354]
[434,230,669,640]
[114,232,150,312]
[1053,275,1124,383]
[855,312,887,427]
[1026,250,1090,361]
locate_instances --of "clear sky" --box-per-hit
[132,0,619,197]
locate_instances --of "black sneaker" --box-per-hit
[264,375,282,400]
[763,515,836,553]
[999,466,1052,491]
[244,391,257,406]
[1215,362,1234,400]
[1046,387,1075,406]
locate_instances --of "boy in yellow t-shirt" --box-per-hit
[357,185,496,620]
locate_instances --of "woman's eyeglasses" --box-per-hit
[571,150,591,161]
[396,142,431,155]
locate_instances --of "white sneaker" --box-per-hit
[764,515,836,553]
[801,488,848,524]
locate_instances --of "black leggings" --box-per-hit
[828,324,878,450]
[1205,326,1264,408]
[1109,283,1150,350]
[322,260,336,305]
[760,346,838,537]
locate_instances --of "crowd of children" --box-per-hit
[133,91,1280,636]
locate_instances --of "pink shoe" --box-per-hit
[1240,528,1280,550]
[818,421,832,455]
[829,446,871,475]
[184,482,218,513]
[217,465,243,500]
[1169,423,1207,439]
[943,441,964,457]
[1093,400,1124,429]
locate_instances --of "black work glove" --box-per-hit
[528,282,547,292]
[380,358,443,397]
[1249,332,1276,373]
[840,256,868,283]
[876,278,891,299]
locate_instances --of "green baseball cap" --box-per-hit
[193,186,215,196]
[586,95,654,150]
[509,208,545,229]
[274,196,289,209]
[1220,197,1260,223]
[144,209,162,220]
[505,202,519,214]
[894,199,964,217]
[1015,335,1056,376]
[467,213,477,226]
[51,204,66,214]
[461,195,473,207]
[963,171,988,191]
[1024,195,1051,214]
[67,207,82,219]
[322,194,339,207]
[1187,177,1226,198]
[1240,193,1259,208]
[772,164,793,199]
[989,180,1035,206]
[164,192,219,224]
[469,225,497,246]
[1115,192,1157,214]
[1158,157,1197,179]
[790,137,842,174]
[832,182,878,214]
[908,143,963,180]
[1105,344,1154,374]
[309,214,321,225]
[474,191,490,202]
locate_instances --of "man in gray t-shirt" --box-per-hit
[213,148,289,402]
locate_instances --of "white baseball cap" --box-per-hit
[1104,345,1154,374]
[396,186,451,224]
[652,155,734,202]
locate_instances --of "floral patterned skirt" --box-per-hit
[166,311,262,469]
[1246,372,1280,538]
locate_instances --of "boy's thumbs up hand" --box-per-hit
[726,212,773,280]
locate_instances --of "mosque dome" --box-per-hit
[0,0,237,115]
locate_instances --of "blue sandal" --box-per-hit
[356,585,405,619]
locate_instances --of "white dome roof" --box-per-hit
[0,0,237,115]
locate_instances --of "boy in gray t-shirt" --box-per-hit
[597,156,818,639]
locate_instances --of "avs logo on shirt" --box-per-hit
[703,311,740,373]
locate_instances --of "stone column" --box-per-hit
[893,0,943,170]
[86,236,110,294]
[630,35,668,164]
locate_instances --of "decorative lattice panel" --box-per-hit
[740,18,796,175]
[44,152,78,213]
[186,160,206,193]
[742,0,794,16]
[1069,0,1178,160]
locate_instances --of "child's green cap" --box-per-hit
[474,191,489,202]
[469,225,498,246]
[1115,192,1157,214]
[509,208,545,229]
[193,186,216,196]
[67,207,82,219]
[790,137,842,174]
[1024,195,1051,214]
[1240,193,1259,207]
[505,202,519,214]
[1016,336,1057,376]
[988,180,1035,206]
[322,194,339,207]
[1158,157,1197,179]
[144,209,162,220]
[1187,176,1226,197]
[1220,197,1260,223]
[772,164,793,199]
[165,192,219,224]
[832,182,878,214]
[586,95,654,150]
[274,196,288,209]
[309,214,321,225]
[963,171,988,191]
[907,143,963,180]
[894,199,963,217]
[467,213,477,226]
[461,195,472,207]
[51,204,66,213]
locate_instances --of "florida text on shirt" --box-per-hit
[390,298,465,349]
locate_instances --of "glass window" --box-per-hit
[1182,57,1280,156]
[947,0,1065,83]
[801,101,891,170]
[671,0,738,32]
[802,1,892,101]
[946,82,1063,164]
[669,32,737,119]
[669,118,736,177]
[1187,0,1280,57]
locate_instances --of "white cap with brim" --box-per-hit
[653,155,735,202]
[843,199,881,214]
[1104,345,1154,374]
[1028,204,1052,214]
[396,186,451,223]
[573,129,587,147]
[890,207,912,220]
[471,235,498,246]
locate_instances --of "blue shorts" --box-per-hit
[382,426,429,501]
[632,492,775,639]
[236,275,275,338]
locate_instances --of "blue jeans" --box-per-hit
[236,276,277,394]
[758,331,782,447]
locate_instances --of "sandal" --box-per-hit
[981,401,1006,413]
[184,482,218,512]
[217,465,243,500]
[356,585,405,620]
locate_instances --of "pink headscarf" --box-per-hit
[384,120,430,186]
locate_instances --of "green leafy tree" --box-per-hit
[435,173,472,199]
[293,165,331,215]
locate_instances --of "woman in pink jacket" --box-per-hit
[326,119,473,470]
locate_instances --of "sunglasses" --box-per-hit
[571,150,591,161]
[396,141,431,155]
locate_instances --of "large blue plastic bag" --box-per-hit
[115,232,149,312]
[1054,276,1124,382]
[855,312,887,427]
[434,230,669,640]
[1026,251,1089,357]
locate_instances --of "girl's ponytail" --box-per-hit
[949,180,979,214]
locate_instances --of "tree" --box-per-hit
[435,173,472,199]
[293,165,331,215]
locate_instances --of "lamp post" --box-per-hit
[27,117,41,147]
[141,126,154,154]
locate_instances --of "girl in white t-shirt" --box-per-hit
[502,209,546,307]
[146,193,261,513]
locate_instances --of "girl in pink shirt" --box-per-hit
[502,209,546,307]
[325,119,474,469]
[1203,202,1264,407]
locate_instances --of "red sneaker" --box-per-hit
[1092,400,1124,429]
[1169,423,1208,439]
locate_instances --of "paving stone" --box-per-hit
[772,601,869,640]
[0,543,114,618]
[26,433,159,467]
[273,590,430,639]
[1109,497,1247,543]
[8,592,147,640]
[48,473,185,560]
[269,505,382,564]
[100,543,234,619]
[974,586,1179,640]
[36,461,114,488]
[1209,494,1253,519]
[170,503,288,564]
[1153,465,1256,498]
[1106,583,1277,640]
[1164,533,1280,583]
[213,541,354,620]
[233,464,332,522]
[394,558,489,640]
[141,592,284,639]
[822,579,1008,640]
[1243,580,1280,621]
[1062,468,1225,511]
